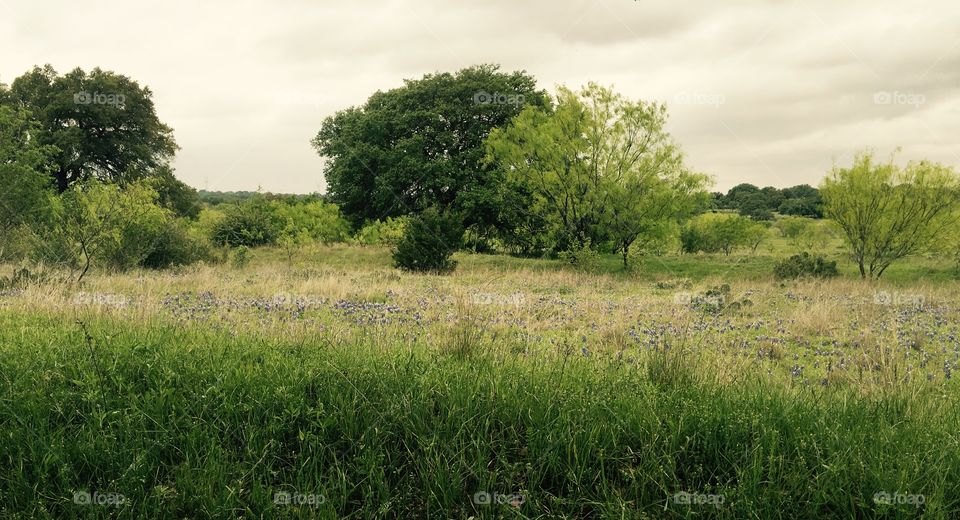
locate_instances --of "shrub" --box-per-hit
[392,208,463,273]
[210,198,283,247]
[43,181,172,275]
[275,201,351,245]
[773,252,838,280]
[353,217,408,247]
[559,245,603,273]
[231,246,251,268]
[141,219,217,269]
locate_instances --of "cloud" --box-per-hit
[2,0,959,193]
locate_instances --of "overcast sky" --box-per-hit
[3,0,959,193]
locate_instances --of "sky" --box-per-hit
[3,0,959,194]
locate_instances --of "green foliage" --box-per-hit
[352,217,409,247]
[486,83,709,262]
[0,105,57,232]
[392,208,464,273]
[147,165,202,219]
[681,213,765,255]
[141,218,217,269]
[773,252,839,280]
[313,64,548,227]
[821,150,960,279]
[231,245,251,268]
[558,244,603,273]
[715,183,822,218]
[274,200,351,245]
[775,216,832,253]
[4,65,178,191]
[210,198,283,247]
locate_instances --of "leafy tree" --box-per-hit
[821,150,960,279]
[725,184,760,208]
[352,217,409,247]
[680,213,757,255]
[5,65,178,192]
[738,192,775,220]
[45,180,171,280]
[0,105,57,232]
[392,207,464,273]
[312,65,548,229]
[487,83,708,262]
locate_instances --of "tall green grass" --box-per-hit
[1,310,957,518]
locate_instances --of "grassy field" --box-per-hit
[2,245,959,518]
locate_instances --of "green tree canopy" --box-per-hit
[821,150,960,279]
[486,83,709,262]
[311,64,548,228]
[4,65,178,192]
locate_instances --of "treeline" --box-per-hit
[3,63,960,279]
[712,183,823,219]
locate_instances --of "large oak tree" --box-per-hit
[4,65,178,192]
[311,65,548,230]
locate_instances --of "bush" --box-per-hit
[353,217,408,247]
[141,219,218,269]
[43,181,171,273]
[392,208,463,273]
[559,245,603,273]
[773,252,838,280]
[275,201,351,245]
[210,198,283,247]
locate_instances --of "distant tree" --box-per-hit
[738,192,775,220]
[821,150,960,279]
[681,213,757,255]
[312,64,548,229]
[5,65,178,192]
[726,183,760,207]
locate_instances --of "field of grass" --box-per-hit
[2,245,959,518]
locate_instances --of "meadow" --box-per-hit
[1,245,959,518]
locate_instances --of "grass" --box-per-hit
[1,244,960,518]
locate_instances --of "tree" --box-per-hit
[821,150,960,279]
[46,180,172,281]
[0,105,57,232]
[312,64,548,229]
[486,83,709,261]
[4,65,178,192]
[680,213,756,255]
[738,192,775,220]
